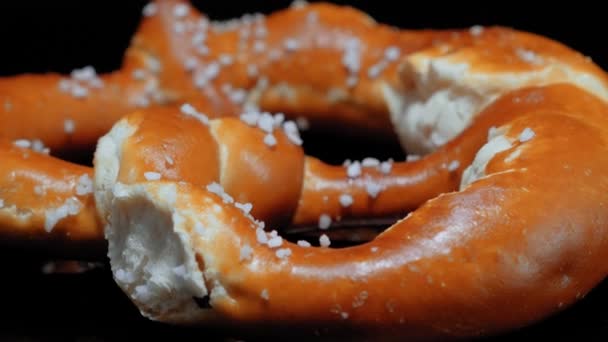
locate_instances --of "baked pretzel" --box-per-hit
[1,0,608,340]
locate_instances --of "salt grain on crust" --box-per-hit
[260,289,269,300]
[76,174,93,196]
[144,172,161,181]
[180,103,209,125]
[518,127,536,142]
[264,133,277,147]
[447,160,460,172]
[256,227,269,244]
[64,119,75,134]
[142,3,158,17]
[258,113,275,133]
[44,197,82,232]
[361,158,380,167]
[31,139,49,154]
[379,160,392,174]
[267,235,283,248]
[240,111,260,126]
[384,46,400,61]
[219,54,234,66]
[297,240,311,247]
[346,161,362,178]
[13,139,31,148]
[366,182,383,198]
[319,235,331,249]
[132,69,146,80]
[173,3,189,17]
[276,248,292,259]
[235,202,253,215]
[240,244,253,261]
[282,121,303,145]
[284,38,299,51]
[469,25,484,36]
[339,194,353,207]
[318,214,332,230]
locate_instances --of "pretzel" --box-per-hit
[2,0,608,340]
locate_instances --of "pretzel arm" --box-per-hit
[103,85,608,341]
[0,140,102,257]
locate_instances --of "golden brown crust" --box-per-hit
[108,84,608,340]
[0,140,101,244]
[0,2,608,339]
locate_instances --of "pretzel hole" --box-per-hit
[283,215,403,248]
[299,126,406,165]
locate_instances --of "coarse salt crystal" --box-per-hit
[219,54,234,66]
[70,84,88,98]
[275,248,292,259]
[284,38,299,51]
[379,160,392,174]
[144,172,161,181]
[235,202,253,215]
[260,289,269,300]
[264,133,277,147]
[256,227,268,244]
[361,158,380,167]
[267,235,283,248]
[44,197,82,232]
[319,234,331,247]
[247,64,258,77]
[367,61,387,79]
[384,46,400,61]
[71,66,96,81]
[273,113,285,127]
[173,3,189,17]
[406,155,420,162]
[240,111,260,126]
[64,119,75,134]
[447,160,460,172]
[366,182,383,198]
[13,139,31,148]
[258,113,275,133]
[297,240,311,247]
[253,41,266,53]
[346,161,362,178]
[518,127,535,142]
[76,174,93,196]
[469,25,484,36]
[282,121,303,145]
[339,194,353,207]
[240,244,253,261]
[318,214,332,230]
[142,3,157,17]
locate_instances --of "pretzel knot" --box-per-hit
[1,0,608,340]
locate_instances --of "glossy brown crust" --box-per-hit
[3,0,605,153]
[0,140,101,244]
[2,0,608,249]
[98,107,305,229]
[123,84,608,340]
[0,51,155,152]
[210,119,305,228]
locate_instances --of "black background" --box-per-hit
[1,1,607,341]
